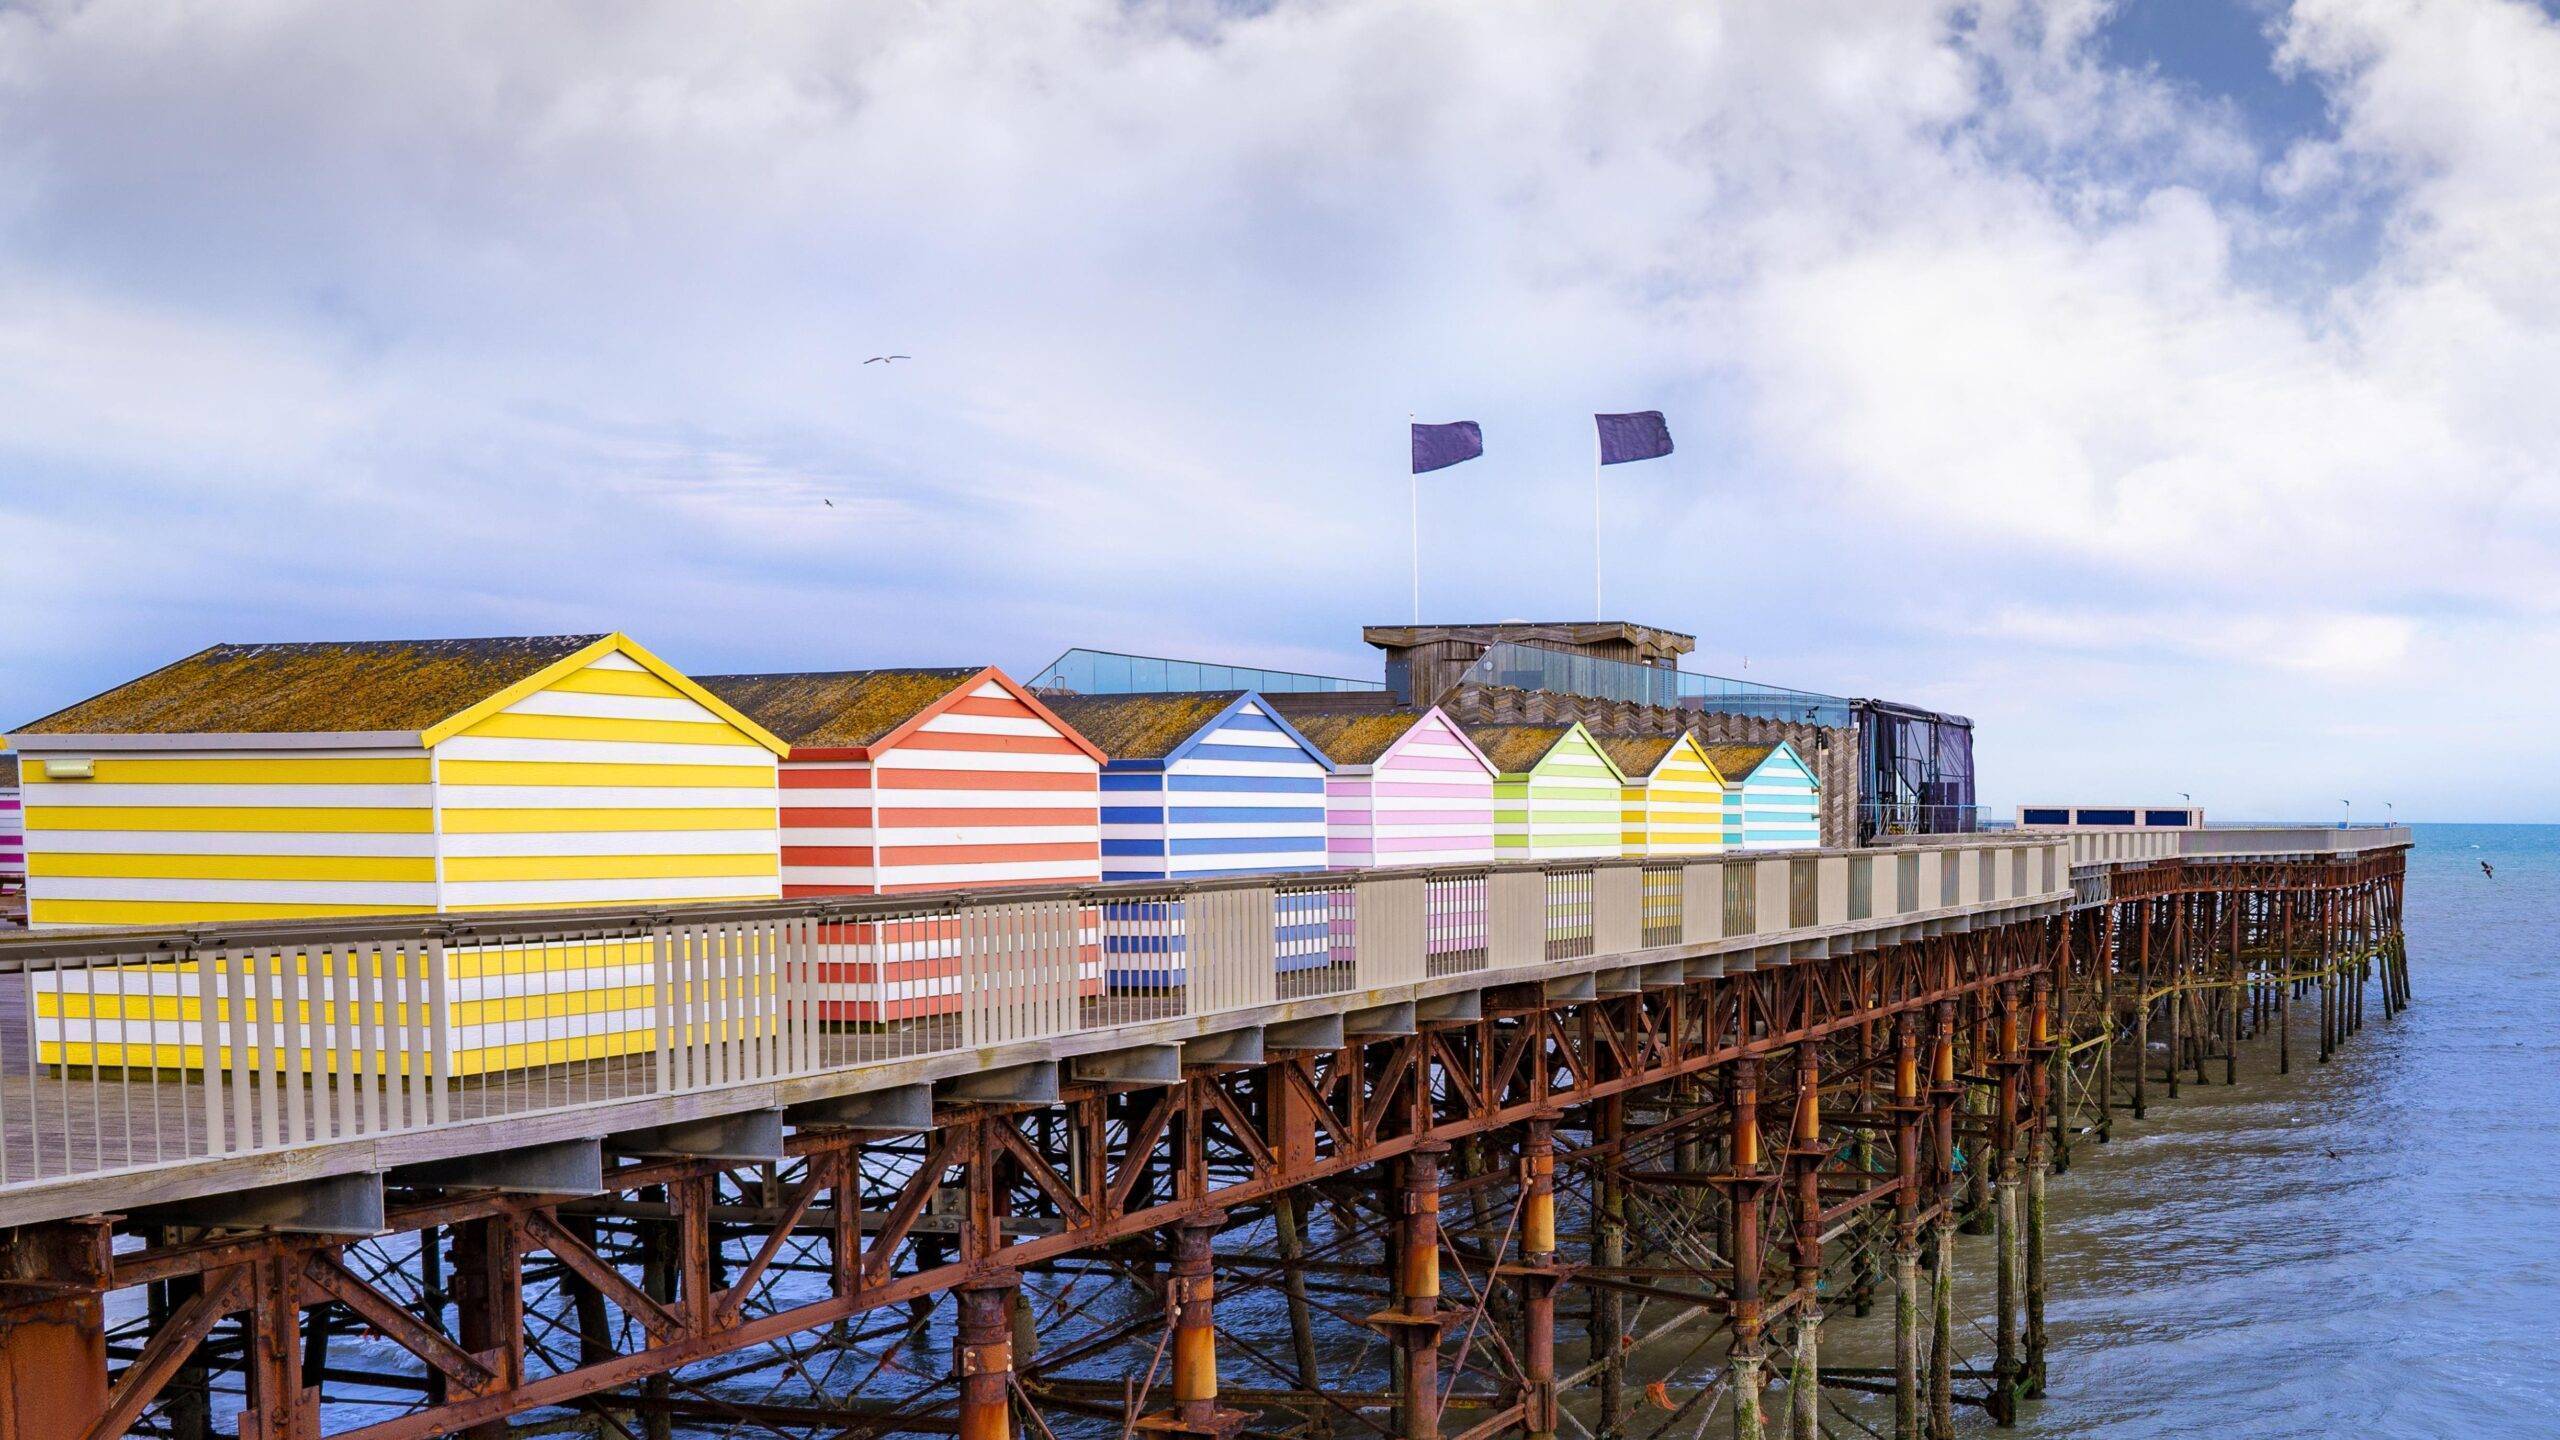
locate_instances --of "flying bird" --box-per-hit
[2482,860,2495,879]
[865,355,911,364]
[823,499,835,508]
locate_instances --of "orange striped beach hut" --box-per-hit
[698,666,1108,1021]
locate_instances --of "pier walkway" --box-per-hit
[0,825,2411,1440]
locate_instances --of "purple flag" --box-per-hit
[1596,411,1673,465]
[1412,420,1484,474]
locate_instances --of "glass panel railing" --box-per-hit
[1457,642,1852,727]
[1027,647,1384,695]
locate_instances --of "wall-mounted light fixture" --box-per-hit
[41,758,95,780]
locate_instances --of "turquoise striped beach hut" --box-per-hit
[1705,740,1821,850]
[1045,691,1334,981]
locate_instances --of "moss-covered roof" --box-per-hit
[1043,692,1245,761]
[1286,710,1424,767]
[1462,723,1577,777]
[696,669,980,750]
[1595,733,1677,779]
[14,636,607,736]
[1701,741,1782,782]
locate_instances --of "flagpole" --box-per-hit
[1409,413,1421,623]
[1592,425,1603,619]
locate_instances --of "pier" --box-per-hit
[0,822,2409,1440]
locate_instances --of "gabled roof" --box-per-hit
[1595,733,1676,780]
[698,666,1106,763]
[1702,740,1813,785]
[1287,710,1423,767]
[8,634,788,755]
[1463,720,1624,782]
[1601,730,1727,784]
[1044,691,1331,770]
[1286,706,1495,773]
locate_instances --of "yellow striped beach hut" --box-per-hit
[1600,731,1727,857]
[7,633,787,924]
[6,634,790,1074]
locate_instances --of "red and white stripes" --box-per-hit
[778,680,1103,895]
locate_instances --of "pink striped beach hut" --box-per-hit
[0,755,21,903]
[1282,705,1497,968]
[1282,707,1498,869]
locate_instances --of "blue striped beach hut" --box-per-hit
[1044,692,1334,982]
[1704,740,1821,850]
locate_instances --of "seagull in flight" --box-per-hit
[865,354,911,364]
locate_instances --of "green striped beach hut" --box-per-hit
[1467,721,1629,861]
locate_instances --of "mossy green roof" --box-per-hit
[1595,733,1678,780]
[1044,692,1246,761]
[696,669,980,750]
[1286,710,1425,767]
[14,636,607,736]
[1462,723,1579,777]
[1701,742,1783,782]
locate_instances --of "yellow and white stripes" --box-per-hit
[433,650,781,912]
[1621,735,1726,857]
[20,750,440,926]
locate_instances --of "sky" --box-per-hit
[1,0,2556,822]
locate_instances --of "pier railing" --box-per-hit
[0,839,2072,1207]
[1890,824,2414,870]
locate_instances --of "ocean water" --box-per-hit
[1992,822,2560,1436]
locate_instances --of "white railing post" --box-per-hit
[1354,876,1427,989]
[1592,866,1643,955]
[1488,869,1546,969]
[1756,859,1791,935]
[1188,886,1278,1015]
[1681,862,1723,945]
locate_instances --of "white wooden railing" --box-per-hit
[0,839,2073,1193]
[1985,824,2415,868]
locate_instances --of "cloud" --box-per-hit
[0,0,2555,817]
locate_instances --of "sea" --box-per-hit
[1983,822,2560,1436]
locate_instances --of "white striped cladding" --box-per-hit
[1323,711,1495,869]
[776,679,1102,895]
[16,645,782,927]
[431,649,782,909]
[0,773,25,883]
[1734,743,1821,851]
[20,746,443,925]
[1099,699,1329,881]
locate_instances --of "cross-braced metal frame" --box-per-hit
[0,850,2408,1440]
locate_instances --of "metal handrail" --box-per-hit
[0,839,2078,968]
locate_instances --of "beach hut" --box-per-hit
[1704,741,1822,850]
[1288,705,1498,967]
[1044,692,1332,981]
[696,666,1107,1021]
[5,633,789,1071]
[1283,707,1497,869]
[0,755,21,902]
[8,634,786,924]
[698,667,1104,894]
[1599,731,1728,857]
[1468,722,1628,861]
